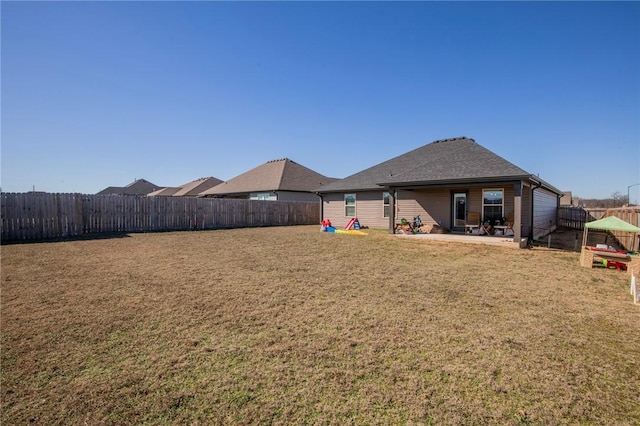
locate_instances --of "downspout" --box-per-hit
[555,192,562,232]
[388,187,396,234]
[316,192,324,224]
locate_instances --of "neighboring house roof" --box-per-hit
[317,137,561,194]
[148,187,182,197]
[200,158,336,196]
[97,179,161,195]
[173,177,223,197]
[560,191,573,205]
[147,177,223,197]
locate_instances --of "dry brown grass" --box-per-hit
[2,226,639,425]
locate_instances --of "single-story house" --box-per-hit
[316,137,562,241]
[148,177,223,197]
[97,178,161,195]
[560,191,575,206]
[200,158,336,201]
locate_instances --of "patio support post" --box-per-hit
[513,182,522,241]
[388,188,396,234]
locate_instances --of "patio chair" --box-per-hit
[504,211,515,236]
[480,219,493,236]
[465,211,481,234]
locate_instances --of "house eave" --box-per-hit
[316,185,386,194]
[377,175,533,189]
[528,176,563,195]
[317,174,561,195]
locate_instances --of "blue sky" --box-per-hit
[2,1,639,201]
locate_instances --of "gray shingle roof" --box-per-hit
[173,177,223,197]
[317,137,533,192]
[147,187,182,196]
[97,179,161,195]
[200,158,336,196]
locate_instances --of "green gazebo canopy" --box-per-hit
[582,215,640,251]
[584,216,640,233]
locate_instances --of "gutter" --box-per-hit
[528,175,562,195]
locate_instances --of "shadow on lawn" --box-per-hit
[1,232,131,245]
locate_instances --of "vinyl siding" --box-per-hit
[396,189,451,228]
[322,193,344,227]
[521,186,532,238]
[355,191,389,228]
[532,187,558,239]
[277,191,321,202]
[322,191,387,228]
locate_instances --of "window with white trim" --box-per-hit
[345,194,356,217]
[383,192,390,218]
[251,192,276,201]
[482,189,504,224]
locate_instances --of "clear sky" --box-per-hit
[2,1,639,201]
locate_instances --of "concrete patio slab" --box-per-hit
[394,232,528,248]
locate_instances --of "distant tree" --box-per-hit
[580,194,631,209]
[611,191,627,208]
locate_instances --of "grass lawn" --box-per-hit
[2,225,639,425]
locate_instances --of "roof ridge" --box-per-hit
[432,136,474,144]
[275,158,290,188]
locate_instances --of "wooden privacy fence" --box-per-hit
[1,193,320,242]
[558,206,589,230]
[598,207,640,252]
[558,205,640,251]
[558,207,618,230]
